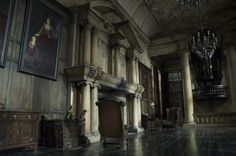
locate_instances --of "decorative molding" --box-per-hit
[87,65,105,83]
[88,65,98,80]
[91,83,101,89]
[126,48,136,61]
[194,112,236,126]
[119,77,127,88]
[135,84,145,97]
[65,65,137,95]
[77,81,93,88]
[114,21,143,53]
[110,0,150,44]
[96,95,127,104]
[96,67,104,81]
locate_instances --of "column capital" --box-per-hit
[181,51,191,56]
[69,6,80,24]
[126,48,136,60]
[71,82,77,88]
[128,94,138,99]
[80,20,93,30]
[77,81,93,88]
[92,26,100,34]
[113,44,122,52]
[135,84,144,94]
[91,83,101,89]
[109,32,123,48]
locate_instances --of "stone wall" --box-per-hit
[0,0,70,118]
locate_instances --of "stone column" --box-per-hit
[136,59,141,128]
[71,13,78,66]
[89,83,101,143]
[131,95,139,131]
[91,27,98,66]
[68,9,79,116]
[79,82,91,134]
[69,83,78,116]
[137,96,142,128]
[69,7,79,66]
[83,23,92,65]
[123,104,128,125]
[135,58,139,84]
[226,46,236,111]
[79,25,84,65]
[114,46,121,78]
[131,56,136,84]
[181,52,194,125]
[90,84,99,133]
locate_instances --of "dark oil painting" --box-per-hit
[0,0,14,67]
[19,0,62,80]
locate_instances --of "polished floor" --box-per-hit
[2,127,236,156]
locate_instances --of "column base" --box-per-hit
[128,127,143,133]
[86,131,101,143]
[183,121,195,129]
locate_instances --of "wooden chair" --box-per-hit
[96,99,128,145]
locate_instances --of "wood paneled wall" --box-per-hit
[0,0,70,119]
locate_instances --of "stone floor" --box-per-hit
[2,127,236,156]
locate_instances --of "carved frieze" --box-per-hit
[0,111,39,151]
[65,65,137,95]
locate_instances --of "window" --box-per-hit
[167,71,183,108]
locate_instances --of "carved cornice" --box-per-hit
[119,77,127,88]
[65,65,137,95]
[126,48,137,62]
[88,65,105,83]
[88,65,97,80]
[77,81,93,88]
[96,67,104,81]
[80,20,93,30]
[109,32,124,48]
[91,83,101,89]
[96,94,127,105]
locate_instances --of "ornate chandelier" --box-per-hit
[176,0,227,100]
[192,28,218,58]
[176,0,205,8]
[191,28,219,81]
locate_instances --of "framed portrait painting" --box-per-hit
[19,0,62,80]
[0,0,15,67]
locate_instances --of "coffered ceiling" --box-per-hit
[145,0,236,39]
[57,0,236,41]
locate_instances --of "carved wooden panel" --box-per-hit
[139,62,152,100]
[0,111,40,151]
[40,120,85,149]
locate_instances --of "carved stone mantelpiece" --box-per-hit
[65,65,139,95]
